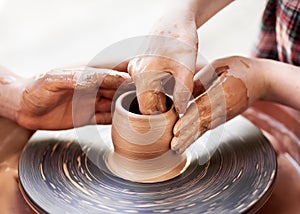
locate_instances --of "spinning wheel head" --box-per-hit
[18,116,277,213]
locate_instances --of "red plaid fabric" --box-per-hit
[253,0,300,65]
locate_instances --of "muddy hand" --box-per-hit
[128,53,196,114]
[171,56,267,153]
[17,67,130,130]
[128,6,198,115]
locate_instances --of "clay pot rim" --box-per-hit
[115,90,175,119]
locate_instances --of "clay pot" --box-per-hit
[108,90,187,183]
[111,91,178,160]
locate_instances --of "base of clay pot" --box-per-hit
[105,150,188,183]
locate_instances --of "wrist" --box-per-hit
[150,1,198,48]
[253,58,272,102]
[189,0,233,28]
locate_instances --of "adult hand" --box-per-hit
[17,67,130,130]
[128,7,198,114]
[171,56,267,153]
[127,0,237,115]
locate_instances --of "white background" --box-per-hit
[0,0,265,77]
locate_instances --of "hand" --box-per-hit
[128,8,198,114]
[127,0,236,115]
[171,56,267,153]
[17,67,130,130]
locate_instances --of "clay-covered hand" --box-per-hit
[17,67,130,130]
[171,56,267,153]
[128,7,198,114]
[127,0,237,115]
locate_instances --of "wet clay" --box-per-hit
[193,60,250,135]
[112,91,178,159]
[195,74,249,135]
[109,91,187,182]
[172,67,250,154]
[106,150,187,183]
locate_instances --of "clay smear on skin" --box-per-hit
[214,65,249,114]
[196,65,249,133]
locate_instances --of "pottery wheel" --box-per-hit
[18,116,277,213]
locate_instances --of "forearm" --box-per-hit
[0,66,25,122]
[159,0,233,27]
[259,59,300,110]
[150,0,233,47]
[186,0,234,28]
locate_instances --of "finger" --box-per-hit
[79,68,130,89]
[133,71,170,114]
[95,112,112,124]
[172,103,200,153]
[172,69,194,114]
[40,68,79,91]
[208,73,248,123]
[173,105,197,136]
[95,98,112,112]
[192,64,218,97]
[100,70,131,89]
[43,67,130,91]
[137,91,167,114]
[172,121,200,154]
[112,60,129,72]
[98,89,116,99]
[163,70,201,100]
[171,135,196,154]
[156,91,167,113]
[192,61,231,98]
[193,79,206,98]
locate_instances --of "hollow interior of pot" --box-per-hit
[121,91,173,115]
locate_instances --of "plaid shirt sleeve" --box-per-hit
[252,0,300,66]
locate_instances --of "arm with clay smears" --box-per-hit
[128,0,234,115]
[171,56,300,153]
[0,65,131,130]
